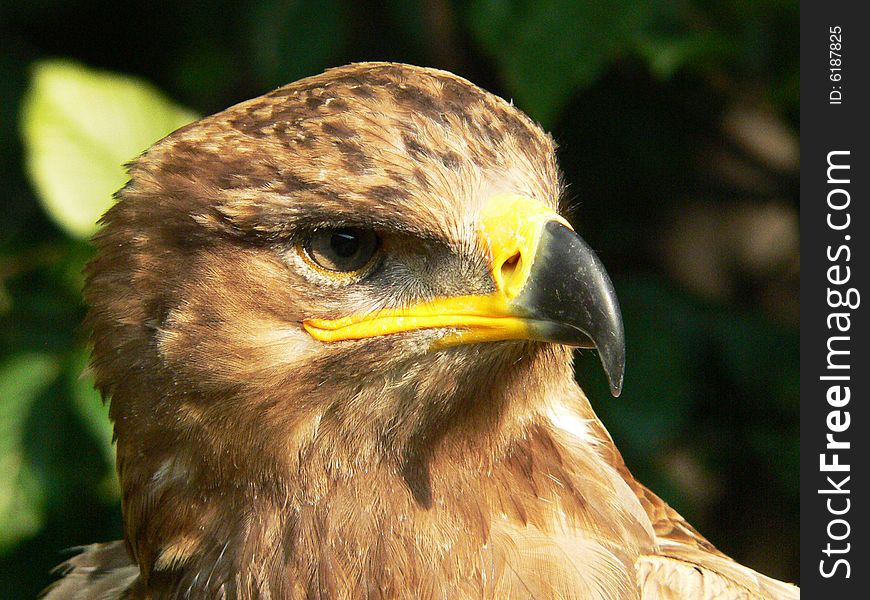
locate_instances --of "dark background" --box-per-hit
[0,1,798,597]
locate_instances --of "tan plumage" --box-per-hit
[45,62,798,599]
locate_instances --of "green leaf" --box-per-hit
[635,33,738,80]
[68,350,114,466]
[20,60,198,239]
[246,0,350,88]
[0,353,60,552]
[68,348,120,500]
[466,0,652,126]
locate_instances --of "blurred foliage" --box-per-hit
[0,354,59,552]
[21,61,197,238]
[1,0,797,596]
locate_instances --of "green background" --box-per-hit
[1,0,798,596]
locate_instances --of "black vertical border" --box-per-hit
[801,2,869,597]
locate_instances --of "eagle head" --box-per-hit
[82,62,628,593]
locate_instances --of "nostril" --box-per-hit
[500,252,521,283]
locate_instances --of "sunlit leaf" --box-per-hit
[20,60,198,239]
[0,353,60,551]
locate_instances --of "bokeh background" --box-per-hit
[1,1,798,596]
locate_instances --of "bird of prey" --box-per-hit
[45,62,799,599]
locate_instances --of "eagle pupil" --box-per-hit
[331,229,360,258]
[304,227,378,273]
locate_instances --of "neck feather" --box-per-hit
[114,346,651,597]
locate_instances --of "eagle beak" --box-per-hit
[303,194,625,396]
[508,218,625,396]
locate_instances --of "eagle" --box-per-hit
[45,62,799,599]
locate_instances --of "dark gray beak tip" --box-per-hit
[596,295,626,398]
[601,341,625,398]
[611,374,624,398]
[517,221,627,398]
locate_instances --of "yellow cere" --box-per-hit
[478,193,571,299]
[303,194,569,345]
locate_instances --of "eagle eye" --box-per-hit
[300,227,380,275]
